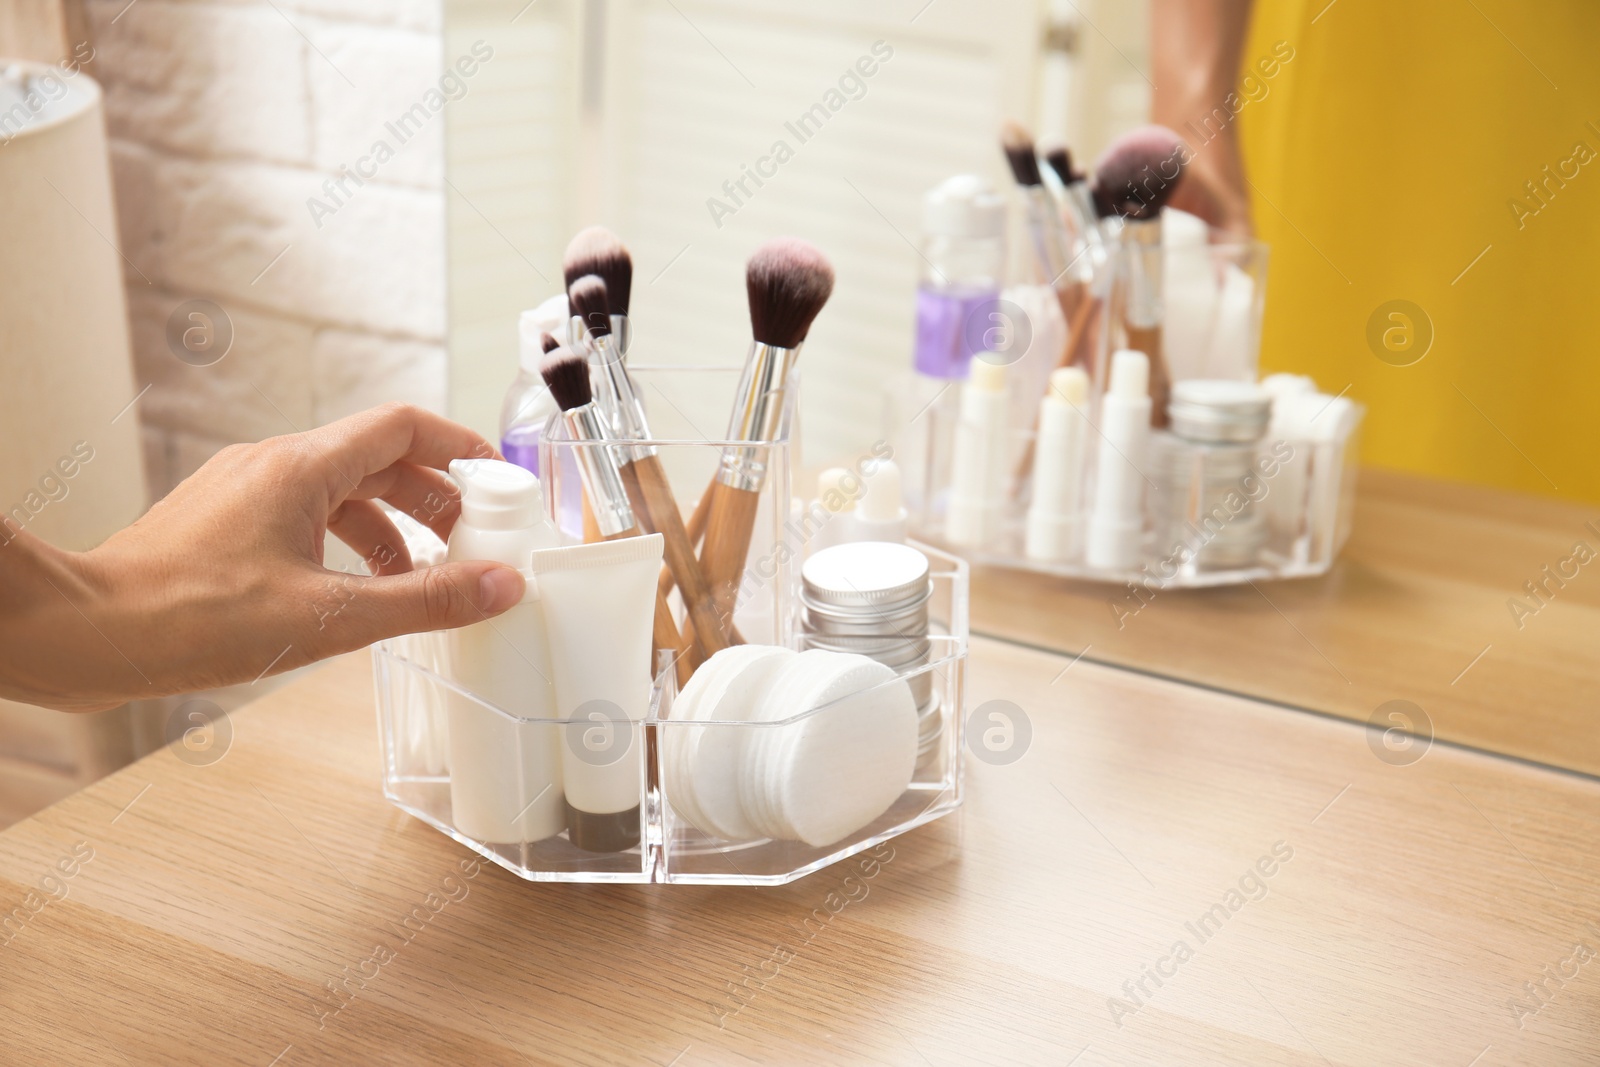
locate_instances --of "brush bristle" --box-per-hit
[567,274,612,339]
[539,346,592,412]
[563,226,633,316]
[1091,125,1187,220]
[540,332,560,354]
[1000,121,1043,187]
[1042,143,1081,186]
[746,237,834,349]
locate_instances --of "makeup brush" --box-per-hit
[1042,142,1105,267]
[541,346,684,660]
[1004,131,1101,495]
[1091,124,1188,428]
[564,226,634,355]
[567,274,729,666]
[695,237,834,649]
[1001,121,1085,289]
[540,331,561,354]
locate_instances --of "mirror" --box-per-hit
[442,0,1600,778]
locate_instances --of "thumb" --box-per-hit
[331,561,525,649]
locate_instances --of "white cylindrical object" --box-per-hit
[1086,350,1152,571]
[445,460,565,846]
[847,458,908,544]
[945,359,1009,547]
[807,466,857,551]
[529,533,663,853]
[0,63,151,810]
[0,62,144,552]
[1026,368,1090,562]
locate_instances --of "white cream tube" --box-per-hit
[1086,349,1152,571]
[946,358,1009,547]
[529,533,663,853]
[1026,367,1090,562]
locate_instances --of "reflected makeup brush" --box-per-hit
[564,225,635,356]
[1042,143,1105,269]
[1001,121,1087,290]
[1091,125,1189,429]
[540,345,683,658]
[567,274,728,667]
[695,238,834,651]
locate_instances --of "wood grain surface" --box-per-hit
[970,467,1600,776]
[2,637,1597,1065]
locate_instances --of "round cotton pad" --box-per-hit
[756,650,919,848]
[683,645,795,841]
[665,646,776,834]
[740,651,846,841]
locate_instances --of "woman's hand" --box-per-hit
[0,403,525,712]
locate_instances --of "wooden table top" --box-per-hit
[970,467,1600,777]
[3,637,1598,1065]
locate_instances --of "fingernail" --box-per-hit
[478,567,524,612]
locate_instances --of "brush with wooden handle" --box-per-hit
[565,268,728,670]
[692,238,835,655]
[1091,125,1189,430]
[539,345,684,669]
[1002,125,1102,496]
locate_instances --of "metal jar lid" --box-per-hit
[801,542,932,613]
[1167,380,1271,443]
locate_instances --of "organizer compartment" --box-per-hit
[895,234,1362,587]
[374,366,968,884]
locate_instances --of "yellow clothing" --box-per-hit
[1240,0,1599,502]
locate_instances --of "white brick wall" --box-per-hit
[87,0,448,500]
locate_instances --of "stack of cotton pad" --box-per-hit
[666,646,918,848]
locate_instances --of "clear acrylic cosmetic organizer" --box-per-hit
[894,238,1364,586]
[375,367,967,884]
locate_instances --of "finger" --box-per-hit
[351,461,463,544]
[315,561,525,654]
[310,403,500,487]
[327,498,413,576]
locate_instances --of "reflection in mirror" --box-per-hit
[444,0,1600,778]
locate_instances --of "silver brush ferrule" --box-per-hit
[717,341,799,493]
[560,404,636,537]
[612,314,630,357]
[1124,218,1163,329]
[587,334,653,462]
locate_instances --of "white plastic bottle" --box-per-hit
[1086,350,1152,571]
[1026,367,1090,562]
[499,298,566,477]
[445,458,565,845]
[945,357,1009,547]
[848,458,909,544]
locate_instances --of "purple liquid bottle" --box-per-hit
[913,176,1006,380]
[914,285,1003,379]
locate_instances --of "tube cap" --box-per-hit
[1108,349,1150,398]
[450,458,545,531]
[565,803,641,853]
[518,293,570,372]
[923,174,1005,238]
[1025,510,1082,563]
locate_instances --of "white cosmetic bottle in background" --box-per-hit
[445,459,565,846]
[1026,367,1090,562]
[945,357,1009,547]
[1086,350,1152,571]
[847,458,909,544]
